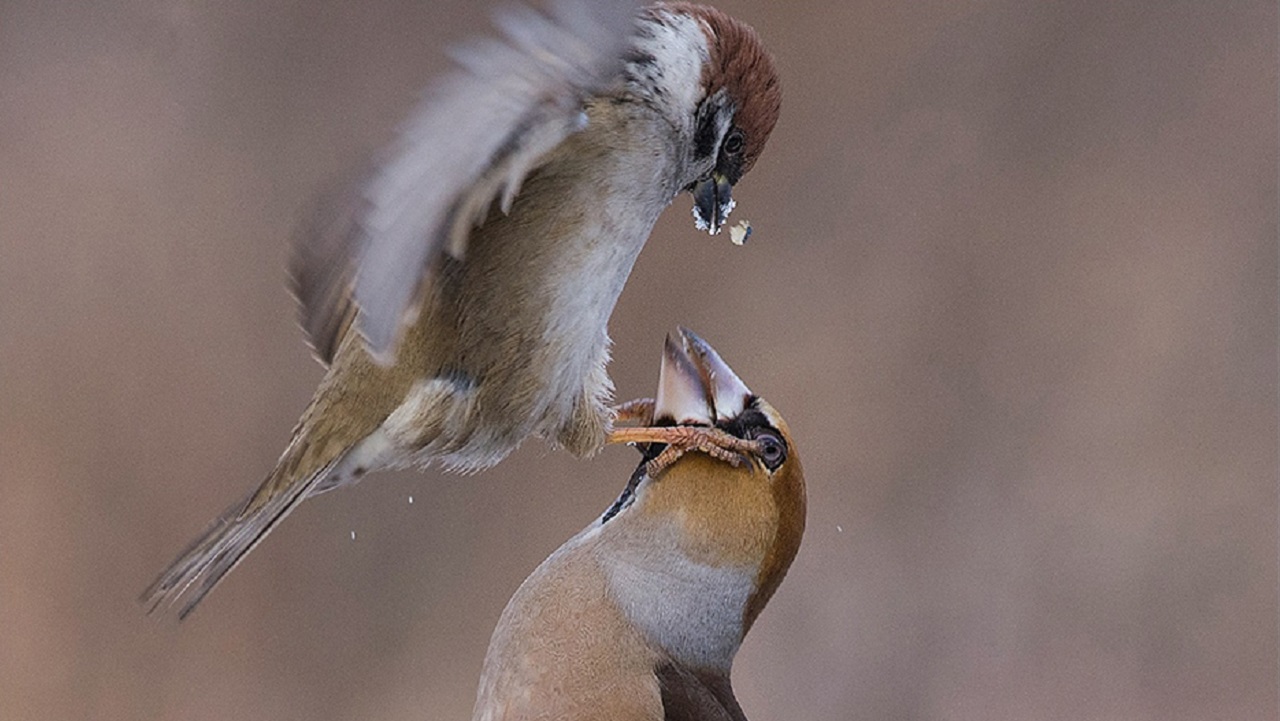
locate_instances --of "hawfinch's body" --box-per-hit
[144,2,780,617]
[473,329,805,721]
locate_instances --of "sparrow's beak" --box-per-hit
[691,173,736,235]
[655,327,752,425]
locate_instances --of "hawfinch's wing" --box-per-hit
[655,662,748,721]
[290,0,639,364]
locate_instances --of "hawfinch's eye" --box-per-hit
[722,129,745,156]
[756,433,786,471]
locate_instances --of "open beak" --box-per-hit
[691,173,736,235]
[654,327,752,426]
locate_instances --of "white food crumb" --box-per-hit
[350,530,356,540]
[729,220,752,246]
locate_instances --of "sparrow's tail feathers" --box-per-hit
[140,457,338,620]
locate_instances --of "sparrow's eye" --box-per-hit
[755,432,786,471]
[722,129,745,156]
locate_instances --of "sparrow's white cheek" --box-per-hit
[628,12,711,118]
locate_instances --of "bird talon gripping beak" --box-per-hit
[691,174,736,235]
[606,328,756,475]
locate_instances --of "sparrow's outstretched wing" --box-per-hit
[290,0,640,365]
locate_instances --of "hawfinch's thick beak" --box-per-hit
[691,173,736,235]
[655,328,752,426]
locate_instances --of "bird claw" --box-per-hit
[605,425,763,478]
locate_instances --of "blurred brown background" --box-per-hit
[0,1,1274,719]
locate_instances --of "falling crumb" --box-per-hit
[350,530,357,541]
[729,219,752,246]
[836,525,844,533]
[408,495,414,504]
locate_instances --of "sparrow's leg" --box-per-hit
[606,425,765,478]
[610,398,655,426]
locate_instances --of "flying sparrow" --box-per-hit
[144,1,781,617]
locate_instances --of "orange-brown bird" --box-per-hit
[472,328,806,721]
[143,2,781,618]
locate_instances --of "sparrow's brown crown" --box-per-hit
[667,3,782,174]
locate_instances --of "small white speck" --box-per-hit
[350,530,356,540]
[408,495,414,504]
[836,525,844,533]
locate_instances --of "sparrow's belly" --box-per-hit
[482,216,654,450]
[377,121,676,471]
[387,205,663,470]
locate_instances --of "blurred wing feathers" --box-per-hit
[292,0,639,363]
[289,172,369,365]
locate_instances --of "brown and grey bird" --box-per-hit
[143,1,781,617]
[472,328,806,721]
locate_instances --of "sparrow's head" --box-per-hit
[628,3,781,234]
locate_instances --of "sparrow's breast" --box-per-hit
[403,104,681,464]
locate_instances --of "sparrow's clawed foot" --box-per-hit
[606,326,763,477]
[611,394,762,477]
[607,425,763,477]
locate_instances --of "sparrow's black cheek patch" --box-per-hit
[693,124,718,162]
[692,105,722,161]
